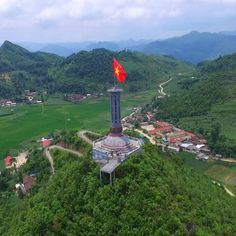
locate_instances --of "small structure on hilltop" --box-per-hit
[93,86,142,185]
[16,175,36,196]
[4,156,14,168]
[40,137,52,148]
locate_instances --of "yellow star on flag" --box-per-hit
[115,67,120,76]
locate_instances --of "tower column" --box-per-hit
[108,86,123,135]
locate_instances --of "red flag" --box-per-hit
[113,58,127,83]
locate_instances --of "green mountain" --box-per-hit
[0,41,63,98]
[0,41,195,98]
[48,49,195,94]
[150,53,236,156]
[139,31,236,64]
[1,145,236,235]
[0,41,62,72]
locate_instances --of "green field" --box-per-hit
[0,90,156,162]
[175,152,236,194]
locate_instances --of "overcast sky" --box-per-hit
[0,0,236,42]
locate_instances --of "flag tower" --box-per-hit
[92,58,142,184]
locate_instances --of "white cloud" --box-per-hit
[0,0,235,42]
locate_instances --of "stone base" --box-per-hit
[92,134,142,160]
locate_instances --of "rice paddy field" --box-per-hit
[0,90,156,162]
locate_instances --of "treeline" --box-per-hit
[1,144,236,235]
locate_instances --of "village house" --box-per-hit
[197,153,209,160]
[4,156,14,168]
[0,99,16,107]
[41,137,52,148]
[64,93,86,103]
[16,175,36,195]
[146,112,155,121]
[0,73,11,81]
[22,176,35,193]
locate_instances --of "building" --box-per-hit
[41,137,52,148]
[23,176,35,193]
[93,86,142,185]
[4,156,14,168]
[149,126,172,136]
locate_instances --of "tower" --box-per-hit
[108,86,122,135]
[93,86,141,161]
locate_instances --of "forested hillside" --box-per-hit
[1,144,236,235]
[48,49,194,94]
[150,53,236,156]
[0,41,195,98]
[0,41,63,99]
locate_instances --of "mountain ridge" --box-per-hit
[7,31,236,63]
[0,41,195,98]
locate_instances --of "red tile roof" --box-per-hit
[156,121,170,127]
[41,139,51,148]
[4,156,14,167]
[149,126,172,135]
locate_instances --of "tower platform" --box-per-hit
[93,133,141,161]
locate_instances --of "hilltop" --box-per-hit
[0,40,62,72]
[1,144,236,235]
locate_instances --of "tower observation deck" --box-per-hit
[92,86,142,164]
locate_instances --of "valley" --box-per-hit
[0,90,157,161]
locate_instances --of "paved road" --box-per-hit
[216,158,236,163]
[158,78,173,96]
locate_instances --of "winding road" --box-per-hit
[158,78,173,96]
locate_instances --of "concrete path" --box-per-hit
[44,145,83,175]
[158,78,173,96]
[212,180,235,197]
[134,128,156,145]
[224,186,235,197]
[45,148,55,175]
[216,158,236,163]
[77,130,100,145]
[50,145,82,157]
